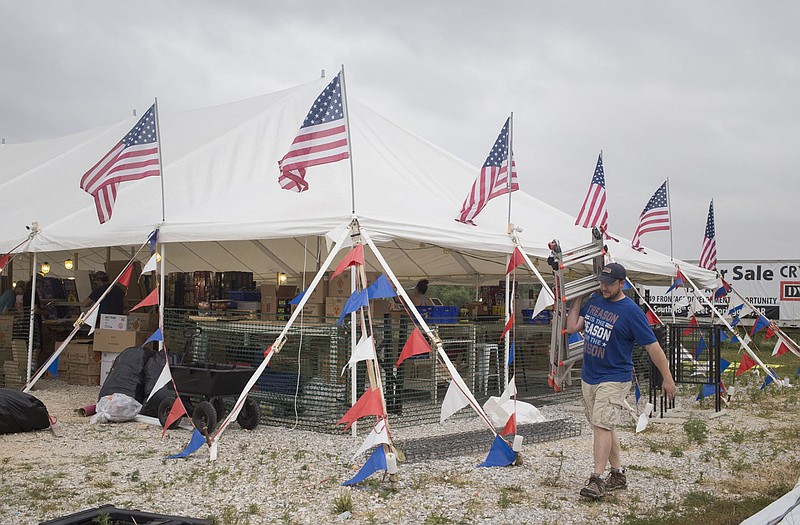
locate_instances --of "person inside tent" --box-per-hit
[410,279,432,307]
[0,283,23,313]
[82,271,126,325]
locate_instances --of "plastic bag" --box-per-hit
[0,388,50,434]
[90,393,142,424]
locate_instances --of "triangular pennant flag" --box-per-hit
[531,287,554,319]
[773,338,791,357]
[337,388,384,431]
[498,314,514,343]
[507,341,515,366]
[165,429,206,459]
[763,325,776,341]
[144,328,163,345]
[148,229,159,253]
[741,332,752,345]
[750,315,770,336]
[342,446,387,486]
[736,353,757,376]
[645,309,661,326]
[342,335,375,375]
[499,376,517,403]
[635,382,641,404]
[695,336,707,359]
[162,396,188,437]
[440,379,470,423]
[714,278,731,299]
[351,420,390,461]
[696,383,718,400]
[131,287,159,311]
[330,244,364,280]
[118,265,134,289]
[674,296,690,310]
[622,279,633,290]
[83,308,99,335]
[396,327,431,367]
[366,274,396,299]
[760,373,775,390]
[720,331,730,342]
[337,289,369,325]
[506,247,525,275]
[720,358,731,373]
[665,271,686,293]
[500,413,516,436]
[477,435,517,467]
[730,315,741,327]
[145,362,173,402]
[142,253,158,274]
[289,288,307,305]
[47,355,59,377]
[0,254,9,273]
[568,332,583,345]
[682,316,698,336]
[691,296,704,314]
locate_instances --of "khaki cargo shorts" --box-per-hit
[582,380,631,430]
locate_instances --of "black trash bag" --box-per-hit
[140,351,175,417]
[0,388,50,434]
[99,346,156,403]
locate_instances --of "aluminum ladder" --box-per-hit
[547,227,606,390]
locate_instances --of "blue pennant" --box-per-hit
[144,328,163,345]
[289,288,307,305]
[568,333,582,345]
[337,289,369,325]
[342,446,386,486]
[635,382,641,404]
[720,358,731,373]
[477,435,517,468]
[622,280,633,290]
[47,355,59,377]
[367,274,397,299]
[730,316,740,327]
[148,229,159,254]
[696,383,717,401]
[760,374,775,390]
[507,342,515,366]
[165,429,206,459]
[695,336,707,359]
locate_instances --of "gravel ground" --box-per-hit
[0,377,797,524]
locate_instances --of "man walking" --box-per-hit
[566,262,676,499]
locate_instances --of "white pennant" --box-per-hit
[636,402,654,433]
[342,335,375,375]
[351,419,390,460]
[142,253,158,274]
[772,337,789,356]
[691,297,704,313]
[325,222,352,252]
[145,362,173,402]
[83,308,99,335]
[500,376,517,403]
[674,296,690,309]
[440,379,470,423]
[532,287,554,319]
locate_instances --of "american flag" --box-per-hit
[699,200,717,270]
[278,73,349,192]
[80,104,160,224]
[575,152,608,229]
[630,180,670,250]
[456,118,518,224]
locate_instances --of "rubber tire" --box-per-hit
[236,397,260,430]
[211,397,226,419]
[192,400,218,436]
[158,396,182,429]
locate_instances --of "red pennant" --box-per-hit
[764,326,775,341]
[501,412,516,436]
[735,353,756,377]
[682,316,698,336]
[330,245,364,280]
[131,287,159,311]
[396,327,431,367]
[0,253,8,273]
[118,264,134,289]
[161,397,188,437]
[499,314,514,343]
[337,387,384,431]
[645,309,661,326]
[774,340,791,357]
[505,247,525,275]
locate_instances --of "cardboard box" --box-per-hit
[291,302,325,321]
[67,361,101,374]
[277,285,297,299]
[92,329,150,353]
[100,314,128,331]
[127,312,157,332]
[65,371,99,386]
[59,339,101,364]
[325,297,348,319]
[327,272,351,298]
[300,272,327,303]
[105,260,144,301]
[260,285,277,314]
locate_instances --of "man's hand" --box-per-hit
[662,377,677,400]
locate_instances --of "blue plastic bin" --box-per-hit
[228,290,261,302]
[417,305,459,324]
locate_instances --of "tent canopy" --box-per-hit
[0,78,716,288]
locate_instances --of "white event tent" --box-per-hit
[0,77,716,289]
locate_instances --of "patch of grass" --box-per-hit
[430,470,470,488]
[543,450,565,486]
[217,506,251,525]
[498,485,525,508]
[332,491,353,514]
[669,446,684,458]
[424,510,453,524]
[683,417,709,445]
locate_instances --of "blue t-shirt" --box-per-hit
[579,295,657,384]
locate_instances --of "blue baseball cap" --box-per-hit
[598,263,626,284]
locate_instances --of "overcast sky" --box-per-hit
[2,2,797,261]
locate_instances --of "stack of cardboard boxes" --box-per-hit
[91,313,157,385]
[0,315,15,387]
[58,339,101,386]
[3,340,29,388]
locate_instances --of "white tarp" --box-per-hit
[741,477,800,525]
[0,78,716,288]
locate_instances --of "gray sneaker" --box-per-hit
[579,474,606,499]
[605,469,627,491]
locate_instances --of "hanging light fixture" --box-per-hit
[277,272,287,285]
[41,262,51,274]
[155,252,162,263]
[64,259,74,270]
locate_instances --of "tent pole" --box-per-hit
[159,242,166,352]
[339,66,356,215]
[154,98,166,223]
[27,252,37,383]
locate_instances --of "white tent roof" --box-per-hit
[0,78,715,288]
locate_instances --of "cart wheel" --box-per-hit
[236,397,260,430]
[158,397,182,429]
[192,401,218,436]
[211,397,226,419]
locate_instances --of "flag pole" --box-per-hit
[503,113,514,386]
[339,65,356,216]
[154,98,166,223]
[506,113,514,226]
[666,178,674,261]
